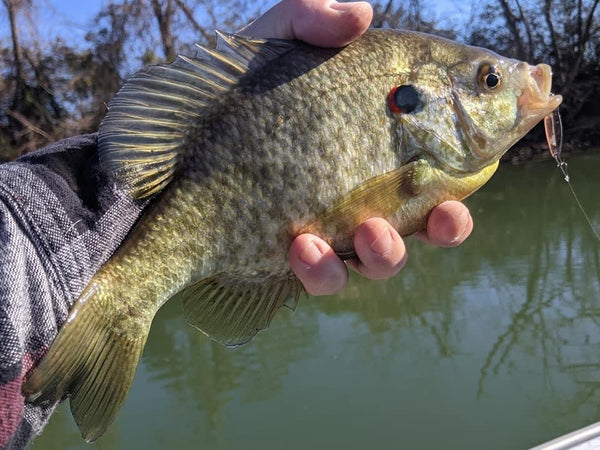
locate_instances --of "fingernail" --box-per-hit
[449,209,470,245]
[298,240,324,267]
[370,228,393,256]
[329,1,357,12]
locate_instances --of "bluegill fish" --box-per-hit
[23,29,561,441]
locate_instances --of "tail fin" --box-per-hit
[22,285,150,442]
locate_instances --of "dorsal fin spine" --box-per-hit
[189,48,248,74]
[178,55,241,82]
[99,32,295,199]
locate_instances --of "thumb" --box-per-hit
[239,0,373,47]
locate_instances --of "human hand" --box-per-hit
[241,1,474,295]
[239,0,373,46]
[289,202,473,295]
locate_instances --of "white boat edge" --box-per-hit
[530,421,600,450]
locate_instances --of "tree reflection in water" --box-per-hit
[475,156,600,408]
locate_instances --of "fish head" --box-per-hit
[394,34,562,172]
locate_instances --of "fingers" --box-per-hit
[289,219,407,295]
[239,0,373,47]
[288,234,349,296]
[347,218,408,279]
[290,202,472,295]
[413,200,473,247]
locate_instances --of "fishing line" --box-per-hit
[544,108,600,242]
[566,179,600,241]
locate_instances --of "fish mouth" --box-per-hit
[518,63,562,117]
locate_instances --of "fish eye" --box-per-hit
[478,63,502,91]
[485,72,500,88]
[388,85,420,114]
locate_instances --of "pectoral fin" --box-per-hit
[180,275,303,347]
[302,159,432,238]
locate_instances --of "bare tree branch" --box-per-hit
[543,0,564,82]
[514,0,534,61]
[150,0,177,61]
[564,0,600,94]
[498,0,527,61]
[3,0,25,94]
[6,110,52,141]
[578,0,584,47]
[173,0,214,44]
[372,0,394,28]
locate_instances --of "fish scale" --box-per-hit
[23,29,561,442]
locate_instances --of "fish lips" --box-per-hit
[517,63,563,119]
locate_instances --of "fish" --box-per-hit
[22,29,562,441]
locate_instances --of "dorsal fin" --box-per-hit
[98,32,295,199]
[214,30,295,68]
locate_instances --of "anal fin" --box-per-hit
[180,274,303,347]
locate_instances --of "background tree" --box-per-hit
[468,0,600,148]
[1,0,65,158]
[371,0,456,38]
[0,0,258,160]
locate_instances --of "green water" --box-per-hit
[32,154,600,450]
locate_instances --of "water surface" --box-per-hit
[32,154,600,449]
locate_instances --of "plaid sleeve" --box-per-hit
[0,135,146,449]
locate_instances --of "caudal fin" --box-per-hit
[22,285,150,442]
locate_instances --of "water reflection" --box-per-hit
[32,154,600,450]
[473,158,600,400]
[143,297,317,409]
